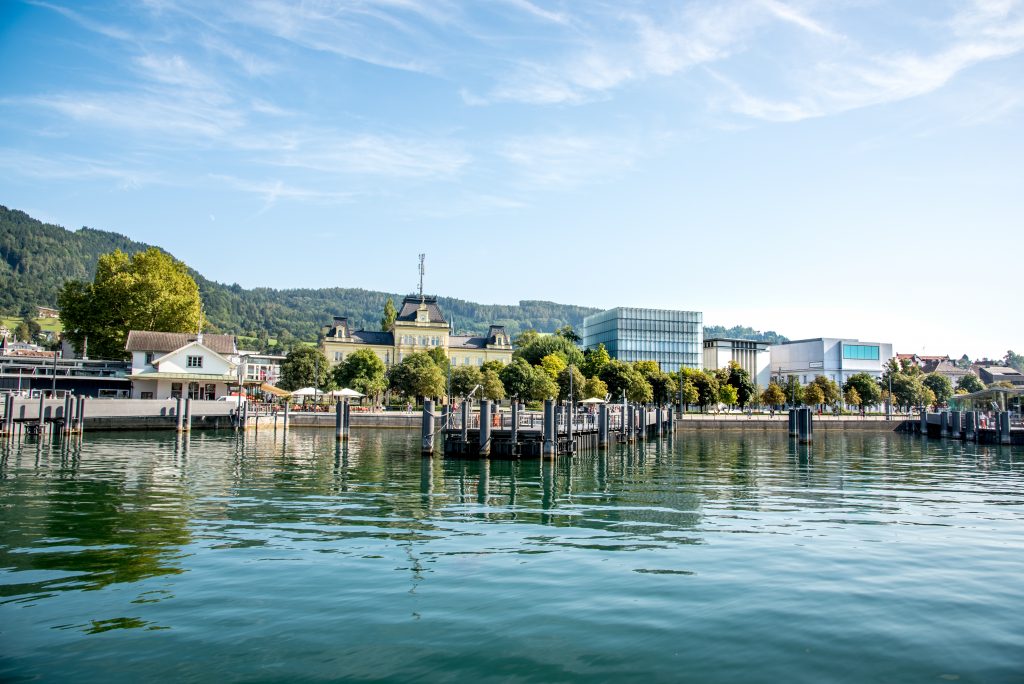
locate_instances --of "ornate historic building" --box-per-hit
[321,295,512,369]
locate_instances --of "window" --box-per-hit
[171,382,182,398]
[187,355,203,368]
[204,384,216,400]
[843,345,880,361]
[335,352,342,362]
[141,391,154,399]
[145,352,154,365]
[188,382,200,399]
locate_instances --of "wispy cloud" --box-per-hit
[0,149,160,188]
[210,174,356,213]
[498,133,643,188]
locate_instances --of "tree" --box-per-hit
[580,344,611,378]
[783,375,803,407]
[923,373,953,406]
[481,369,506,401]
[957,373,985,393]
[499,358,534,399]
[844,373,881,408]
[556,364,585,401]
[761,382,786,408]
[280,346,335,392]
[679,380,699,410]
[380,297,397,331]
[540,353,567,380]
[480,359,505,375]
[58,248,202,360]
[583,376,608,400]
[450,365,482,397]
[688,369,720,411]
[844,386,861,409]
[332,348,386,402]
[921,386,937,409]
[718,384,738,407]
[515,334,583,367]
[513,329,540,349]
[1004,350,1024,372]
[802,383,825,408]
[599,360,652,404]
[810,375,841,407]
[554,325,581,344]
[388,352,445,400]
[22,317,42,342]
[14,321,30,342]
[724,361,757,408]
[635,360,677,405]
[426,346,449,372]
[528,365,558,401]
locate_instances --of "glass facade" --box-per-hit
[582,307,703,372]
[843,344,879,361]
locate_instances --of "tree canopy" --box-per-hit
[922,373,953,406]
[332,348,386,401]
[58,248,201,360]
[388,352,445,400]
[844,373,881,407]
[280,346,334,392]
[957,373,985,393]
[380,297,396,331]
[761,382,786,407]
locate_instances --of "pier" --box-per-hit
[433,400,673,458]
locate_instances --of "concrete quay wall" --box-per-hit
[676,417,912,432]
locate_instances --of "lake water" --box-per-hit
[1,429,1022,683]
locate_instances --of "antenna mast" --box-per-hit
[418,253,426,301]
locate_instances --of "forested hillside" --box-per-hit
[1,205,787,344]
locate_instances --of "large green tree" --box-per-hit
[481,369,506,401]
[723,361,757,408]
[802,383,825,408]
[58,248,202,360]
[923,373,953,406]
[515,334,583,367]
[600,360,653,404]
[843,373,881,407]
[580,343,611,378]
[332,348,386,401]
[280,346,334,392]
[499,358,535,399]
[556,364,586,401]
[957,373,985,393]
[450,365,482,397]
[583,376,608,400]
[388,352,445,400]
[528,365,558,401]
[810,375,841,407]
[761,382,786,408]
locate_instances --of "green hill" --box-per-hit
[0,205,787,345]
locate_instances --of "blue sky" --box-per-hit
[1,0,1022,358]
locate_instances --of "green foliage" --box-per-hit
[332,348,386,400]
[703,324,788,345]
[679,367,719,411]
[13,320,30,342]
[844,373,881,407]
[634,360,677,405]
[1004,350,1024,372]
[556,364,585,401]
[583,376,608,400]
[516,334,583,367]
[280,346,334,392]
[554,325,581,343]
[481,369,505,401]
[761,382,786,407]
[723,361,757,408]
[513,329,540,349]
[844,386,861,407]
[802,383,825,407]
[499,359,535,399]
[718,384,738,406]
[58,248,201,360]
[810,375,841,407]
[599,360,652,404]
[956,373,985,393]
[380,297,397,331]
[388,352,445,400]
[540,353,567,380]
[450,365,482,397]
[783,376,803,406]
[480,359,505,375]
[426,346,450,373]
[679,380,699,408]
[580,343,610,378]
[528,365,558,401]
[922,373,953,406]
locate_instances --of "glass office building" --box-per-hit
[582,307,703,372]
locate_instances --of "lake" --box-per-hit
[1,429,1022,683]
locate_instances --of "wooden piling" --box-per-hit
[479,400,492,456]
[336,400,344,441]
[543,399,555,456]
[184,398,192,432]
[421,399,435,455]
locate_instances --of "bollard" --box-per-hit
[511,401,519,453]
[965,410,976,441]
[919,409,927,436]
[176,397,184,432]
[479,400,492,456]
[3,394,11,437]
[627,405,636,443]
[598,404,609,449]
[999,411,1011,445]
[788,408,797,437]
[77,395,86,434]
[184,398,192,433]
[283,402,289,431]
[240,400,248,430]
[63,394,73,435]
[37,393,45,429]
[940,411,949,437]
[566,402,573,454]
[543,399,555,456]
[798,407,812,444]
[657,406,663,439]
[343,399,350,441]
[461,401,469,443]
[421,399,435,455]
[951,411,962,439]
[336,400,344,441]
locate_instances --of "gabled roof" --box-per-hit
[395,295,447,324]
[126,331,236,355]
[351,330,394,345]
[150,340,234,368]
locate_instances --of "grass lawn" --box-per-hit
[1,316,63,334]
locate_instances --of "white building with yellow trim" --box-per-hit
[321,295,512,368]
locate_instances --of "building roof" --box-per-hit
[395,295,447,324]
[128,371,237,382]
[449,335,488,349]
[351,330,394,345]
[932,360,967,376]
[125,331,236,355]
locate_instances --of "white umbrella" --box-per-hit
[327,388,365,398]
[290,387,319,397]
[579,397,607,404]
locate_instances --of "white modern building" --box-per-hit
[770,338,893,386]
[704,338,771,389]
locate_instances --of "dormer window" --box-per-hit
[187,355,203,369]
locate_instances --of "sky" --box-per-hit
[1,0,1022,359]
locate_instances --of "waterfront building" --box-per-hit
[703,338,771,388]
[582,307,702,372]
[771,337,894,386]
[977,365,1024,387]
[321,295,513,369]
[0,343,130,397]
[126,331,238,399]
[238,352,285,386]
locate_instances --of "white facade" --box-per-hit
[703,338,771,389]
[129,341,237,399]
[770,338,894,386]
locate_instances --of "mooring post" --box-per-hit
[951,411,962,438]
[788,408,797,437]
[657,406,663,439]
[798,407,811,444]
[336,400,344,441]
[479,400,492,457]
[184,397,192,433]
[282,402,289,432]
[37,393,45,430]
[999,411,1011,445]
[940,411,949,437]
[240,400,247,430]
[919,408,927,436]
[965,410,976,441]
[511,400,519,450]
[77,395,86,435]
[543,398,555,456]
[598,404,609,449]
[421,398,435,455]
[461,401,469,443]
[343,398,351,441]
[3,394,12,438]
[62,394,72,435]
[627,405,636,443]
[175,397,184,432]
